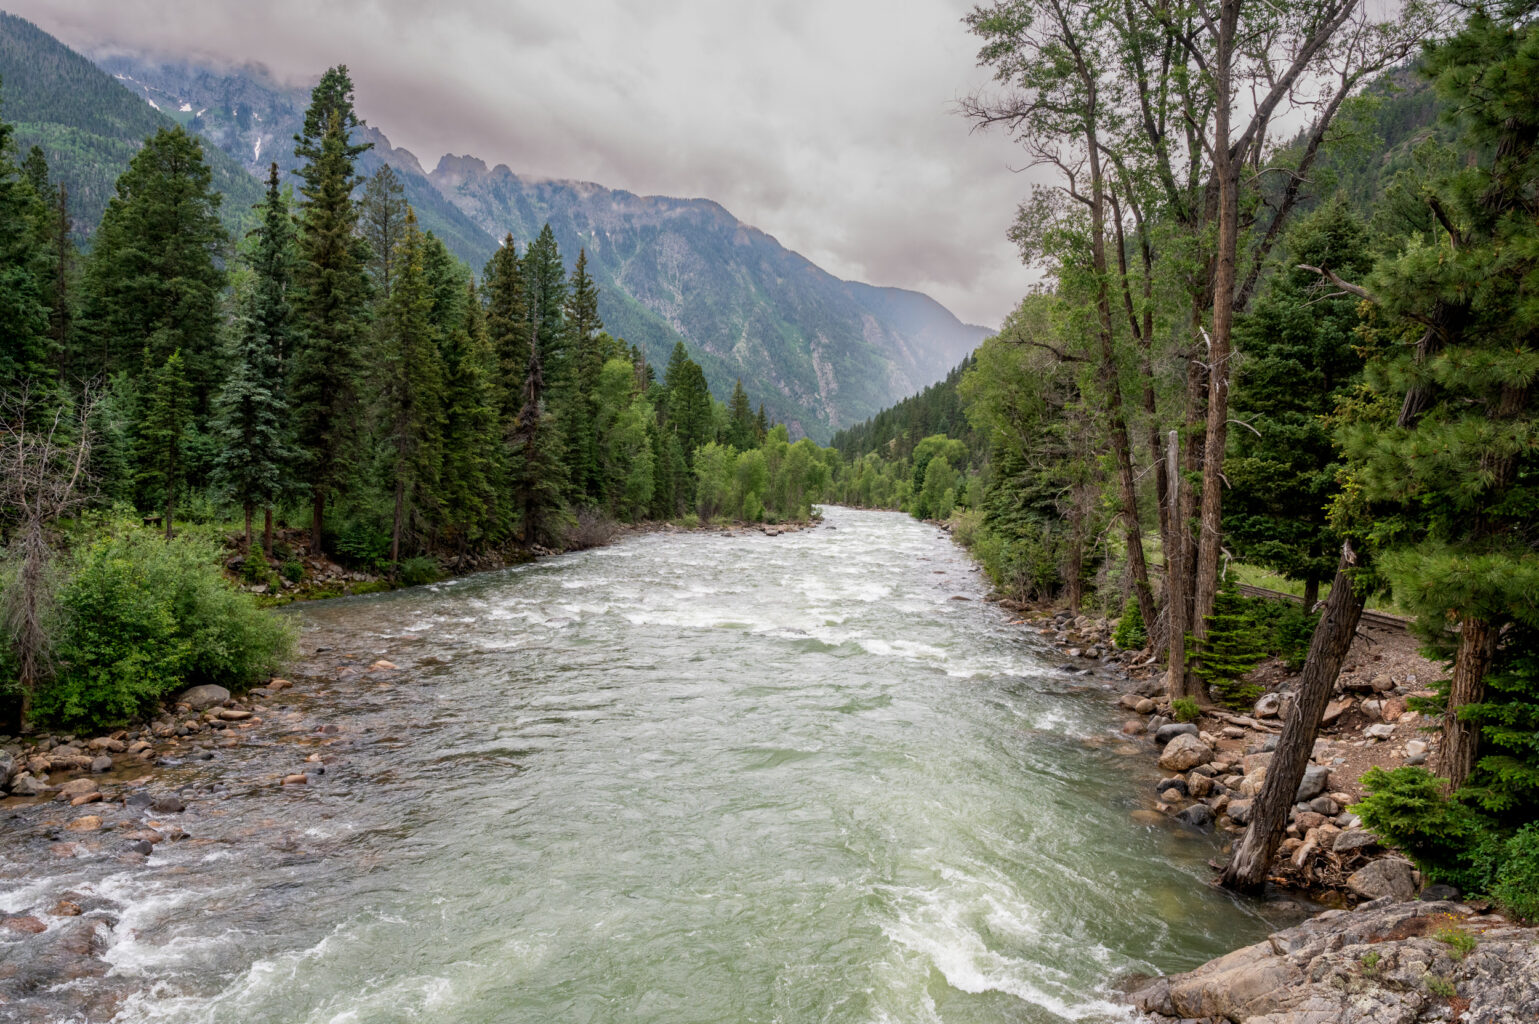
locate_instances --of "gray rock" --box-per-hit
[1295,763,1331,802]
[1364,722,1396,740]
[149,794,186,814]
[1307,794,1339,816]
[176,684,230,710]
[1154,722,1199,746]
[89,755,112,773]
[0,750,13,782]
[1159,733,1214,772]
[1420,883,1460,902]
[1331,829,1378,855]
[1227,798,1253,825]
[1347,857,1418,901]
[1253,692,1284,718]
[1175,803,1214,829]
[8,775,47,796]
[1156,776,1188,796]
[1406,738,1428,765]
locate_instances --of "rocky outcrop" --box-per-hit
[1128,898,1539,1023]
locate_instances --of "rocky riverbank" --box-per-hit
[992,601,1448,904]
[1126,896,1539,1023]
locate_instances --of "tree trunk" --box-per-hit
[1441,616,1497,792]
[311,488,325,557]
[1164,431,1198,698]
[1303,577,1320,612]
[390,477,405,576]
[243,504,253,554]
[263,508,274,559]
[1221,541,1365,892]
[164,482,174,541]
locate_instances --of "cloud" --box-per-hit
[11,0,1045,327]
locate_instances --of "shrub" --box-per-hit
[34,529,294,730]
[328,518,391,571]
[239,547,275,585]
[280,559,304,583]
[396,555,441,588]
[1433,924,1478,959]
[1425,975,1456,999]
[1192,575,1266,710]
[1172,697,1202,723]
[1245,598,1319,671]
[1353,766,1503,894]
[1493,824,1539,920]
[1113,596,1148,649]
[564,508,618,552]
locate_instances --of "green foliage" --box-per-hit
[1359,950,1381,974]
[1353,766,1502,894]
[1192,576,1267,709]
[238,547,274,586]
[1492,824,1539,921]
[1244,598,1319,672]
[396,555,440,588]
[1113,597,1147,650]
[1425,975,1456,999]
[35,527,292,729]
[279,559,304,584]
[1433,925,1477,959]
[1171,697,1202,723]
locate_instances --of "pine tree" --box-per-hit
[134,349,191,539]
[664,342,713,465]
[506,344,568,548]
[754,403,769,443]
[212,164,294,555]
[78,126,226,406]
[440,281,504,551]
[359,164,408,301]
[293,65,371,184]
[0,87,54,399]
[291,109,369,555]
[727,378,755,449]
[378,210,444,570]
[1192,575,1267,709]
[523,224,569,388]
[482,235,530,419]
[564,247,603,501]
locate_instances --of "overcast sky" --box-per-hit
[11,0,1039,328]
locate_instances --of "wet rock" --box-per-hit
[1295,764,1331,802]
[1157,776,1188,796]
[1347,857,1418,900]
[64,814,102,832]
[124,791,152,809]
[368,660,398,671]
[1121,719,1146,735]
[49,900,81,917]
[69,792,102,807]
[90,755,113,773]
[0,750,13,782]
[1159,734,1213,772]
[216,708,252,721]
[2,916,46,934]
[269,678,292,690]
[56,777,98,799]
[281,774,308,786]
[1130,810,1166,826]
[1160,787,1184,802]
[1175,803,1214,829]
[149,794,186,813]
[9,775,47,796]
[1154,722,1199,746]
[177,684,231,710]
[86,737,125,753]
[125,839,154,856]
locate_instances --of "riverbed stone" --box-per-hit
[64,814,102,832]
[1347,857,1418,900]
[149,794,185,813]
[1158,734,1213,772]
[9,774,46,796]
[89,755,112,773]
[1228,798,1254,825]
[1154,722,1199,746]
[1295,763,1331,801]
[1175,803,1214,829]
[177,684,230,710]
[1332,829,1378,856]
[1364,722,1396,740]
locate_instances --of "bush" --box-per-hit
[564,509,618,552]
[239,548,275,586]
[1353,766,1502,894]
[1172,697,1202,723]
[34,528,294,730]
[328,518,391,571]
[1245,598,1319,671]
[280,559,304,583]
[396,555,441,588]
[1113,596,1148,649]
[1493,824,1539,920]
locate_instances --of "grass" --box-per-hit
[1425,974,1457,998]
[1434,924,1478,960]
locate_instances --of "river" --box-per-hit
[1,507,1301,1023]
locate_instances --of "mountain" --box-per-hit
[0,11,263,239]
[1,16,991,440]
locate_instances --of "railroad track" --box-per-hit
[1232,582,1410,634]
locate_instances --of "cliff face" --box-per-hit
[1128,897,1539,1023]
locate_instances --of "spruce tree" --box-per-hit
[506,344,568,548]
[359,164,408,301]
[78,126,226,406]
[0,86,54,399]
[378,210,445,570]
[482,235,530,419]
[664,342,713,465]
[440,281,504,551]
[1192,575,1267,709]
[135,348,191,539]
[564,247,603,501]
[291,109,369,555]
[293,65,371,183]
[212,164,294,555]
[727,378,755,449]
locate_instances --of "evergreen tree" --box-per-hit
[506,345,568,548]
[1227,200,1371,609]
[78,126,226,406]
[440,281,504,551]
[664,342,713,465]
[134,349,191,539]
[212,164,294,555]
[378,210,445,570]
[0,85,54,399]
[291,109,369,555]
[359,164,408,301]
[523,224,568,386]
[482,235,530,419]
[1192,575,1267,709]
[564,247,604,502]
[293,65,370,184]
[754,403,768,443]
[727,378,755,449]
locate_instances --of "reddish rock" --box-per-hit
[2,916,46,934]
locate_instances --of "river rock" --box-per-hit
[177,684,230,710]
[89,755,112,773]
[1154,722,1199,746]
[65,814,102,832]
[1347,857,1419,900]
[1186,773,1214,798]
[1332,829,1378,856]
[150,794,185,813]
[1159,734,1214,772]
[0,750,14,782]
[56,777,98,799]
[1228,798,1254,825]
[3,916,47,934]
[1156,776,1188,796]
[1295,764,1331,802]
[1364,722,1396,740]
[1121,719,1146,735]
[1128,899,1539,1024]
[1175,803,1214,829]
[281,773,308,785]
[9,774,47,796]
[217,708,252,721]
[1253,692,1284,718]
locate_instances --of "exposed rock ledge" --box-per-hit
[1127,897,1538,1023]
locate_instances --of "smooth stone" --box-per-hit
[281,774,308,786]
[1295,764,1331,802]
[1253,692,1284,718]
[1332,829,1378,855]
[1175,803,1214,829]
[1364,723,1396,740]
[177,684,231,710]
[1347,857,1418,900]
[89,755,112,773]
[65,814,102,832]
[1154,723,1200,746]
[150,794,186,813]
[1159,734,1214,772]
[1157,776,1188,796]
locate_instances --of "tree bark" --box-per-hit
[263,508,274,559]
[1441,616,1497,792]
[1303,577,1320,612]
[243,504,253,554]
[1221,541,1365,893]
[311,488,325,557]
[1164,431,1199,697]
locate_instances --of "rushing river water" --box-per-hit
[2,507,1304,1024]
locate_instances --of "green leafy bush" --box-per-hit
[327,518,391,571]
[239,547,275,585]
[1493,824,1539,920]
[1172,697,1202,723]
[1353,766,1502,894]
[397,556,441,587]
[280,559,304,583]
[34,529,294,729]
[1113,596,1148,649]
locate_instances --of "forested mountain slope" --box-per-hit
[68,40,988,440]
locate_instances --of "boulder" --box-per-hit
[1156,776,1188,796]
[1253,692,1285,718]
[1406,738,1428,765]
[1175,803,1214,829]
[1186,773,1214,799]
[1295,764,1331,802]
[1364,723,1396,740]
[1320,699,1351,724]
[1331,829,1379,856]
[1159,734,1214,772]
[89,755,112,773]
[0,750,14,782]
[9,774,47,796]
[1347,857,1418,901]
[1228,798,1254,825]
[176,684,230,710]
[1154,722,1200,746]
[56,777,97,798]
